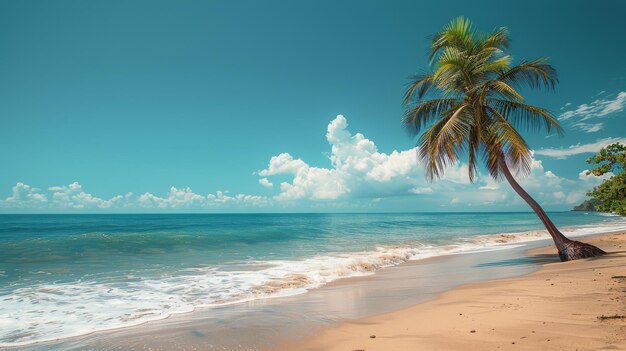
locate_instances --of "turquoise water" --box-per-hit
[1,212,625,346]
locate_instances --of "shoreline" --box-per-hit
[4,228,625,350]
[279,231,626,350]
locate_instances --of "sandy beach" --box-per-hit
[280,232,626,351]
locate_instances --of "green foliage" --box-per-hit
[584,143,626,215]
[403,17,562,183]
[586,143,626,176]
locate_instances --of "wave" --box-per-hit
[597,212,621,217]
[1,219,625,347]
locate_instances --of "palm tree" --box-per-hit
[403,17,605,261]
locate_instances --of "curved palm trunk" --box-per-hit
[498,156,605,261]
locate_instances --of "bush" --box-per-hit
[582,143,626,215]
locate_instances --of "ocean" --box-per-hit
[1,212,625,347]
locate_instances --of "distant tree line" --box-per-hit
[574,143,626,215]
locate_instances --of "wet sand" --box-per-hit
[282,232,626,351]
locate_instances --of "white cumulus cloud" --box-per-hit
[48,182,130,209]
[138,187,205,208]
[2,183,48,207]
[258,178,273,188]
[259,115,445,201]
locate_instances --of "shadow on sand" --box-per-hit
[473,254,560,268]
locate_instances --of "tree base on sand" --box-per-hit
[558,240,606,262]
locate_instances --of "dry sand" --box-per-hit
[280,232,626,351]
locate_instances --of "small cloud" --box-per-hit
[2,182,48,207]
[478,178,500,190]
[578,170,612,183]
[258,178,273,188]
[571,122,603,133]
[410,186,433,194]
[591,90,606,98]
[534,137,626,159]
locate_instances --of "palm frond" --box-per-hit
[404,74,435,103]
[478,55,511,74]
[480,132,504,180]
[487,107,533,177]
[432,46,481,93]
[489,99,563,135]
[479,26,510,51]
[481,80,524,101]
[418,105,471,180]
[402,98,460,136]
[429,17,475,61]
[498,58,558,91]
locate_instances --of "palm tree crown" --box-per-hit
[403,16,562,183]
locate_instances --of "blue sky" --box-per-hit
[1,0,625,213]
